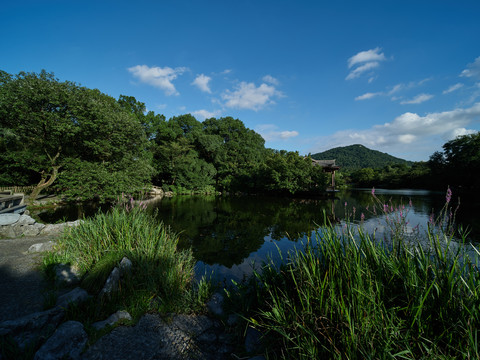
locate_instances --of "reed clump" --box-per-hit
[44,200,210,321]
[234,193,480,359]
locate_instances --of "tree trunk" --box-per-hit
[28,147,62,203]
[28,166,61,203]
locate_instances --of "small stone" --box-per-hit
[92,310,132,330]
[119,257,133,275]
[55,264,81,287]
[56,287,89,309]
[33,321,87,360]
[99,267,121,298]
[227,314,239,326]
[28,241,55,253]
[207,292,224,316]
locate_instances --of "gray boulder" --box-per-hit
[16,215,36,226]
[0,307,64,349]
[0,214,20,226]
[34,321,87,360]
[22,223,46,237]
[55,287,90,309]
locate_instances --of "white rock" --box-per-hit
[28,241,55,253]
[92,310,132,330]
[0,214,21,225]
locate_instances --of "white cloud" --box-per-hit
[222,82,282,111]
[191,109,221,120]
[400,93,434,104]
[346,48,387,80]
[460,56,480,79]
[348,47,386,68]
[309,103,480,160]
[128,65,187,96]
[443,83,464,94]
[192,74,212,93]
[256,124,299,141]
[346,61,379,80]
[262,75,279,86]
[355,92,382,101]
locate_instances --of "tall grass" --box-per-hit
[231,196,480,359]
[45,204,209,320]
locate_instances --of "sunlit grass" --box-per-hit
[42,204,212,324]
[228,192,480,359]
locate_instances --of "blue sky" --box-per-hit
[2,0,480,161]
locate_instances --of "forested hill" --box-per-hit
[311,144,412,170]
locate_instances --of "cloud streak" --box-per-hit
[460,56,480,79]
[400,93,434,104]
[346,47,386,80]
[443,83,464,94]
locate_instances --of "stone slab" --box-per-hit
[0,214,21,226]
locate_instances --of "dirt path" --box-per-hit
[0,235,57,322]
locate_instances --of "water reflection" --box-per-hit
[150,189,477,282]
[33,189,478,283]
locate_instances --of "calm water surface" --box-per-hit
[36,189,479,283]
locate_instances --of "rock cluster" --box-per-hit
[0,255,266,359]
[0,214,82,238]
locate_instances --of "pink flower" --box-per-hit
[371,187,375,195]
[361,213,365,221]
[446,187,452,204]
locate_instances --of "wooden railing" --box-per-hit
[0,186,36,193]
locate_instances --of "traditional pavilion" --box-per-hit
[311,159,341,192]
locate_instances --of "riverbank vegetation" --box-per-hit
[227,193,480,359]
[42,200,212,324]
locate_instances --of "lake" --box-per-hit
[35,188,479,283]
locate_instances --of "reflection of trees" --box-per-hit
[149,191,474,268]
[150,196,337,267]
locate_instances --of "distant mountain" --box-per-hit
[311,144,412,170]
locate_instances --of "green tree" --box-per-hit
[0,70,152,202]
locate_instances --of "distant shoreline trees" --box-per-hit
[0,70,329,201]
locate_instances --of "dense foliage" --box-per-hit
[0,70,328,201]
[0,70,152,202]
[428,132,480,191]
[311,144,412,170]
